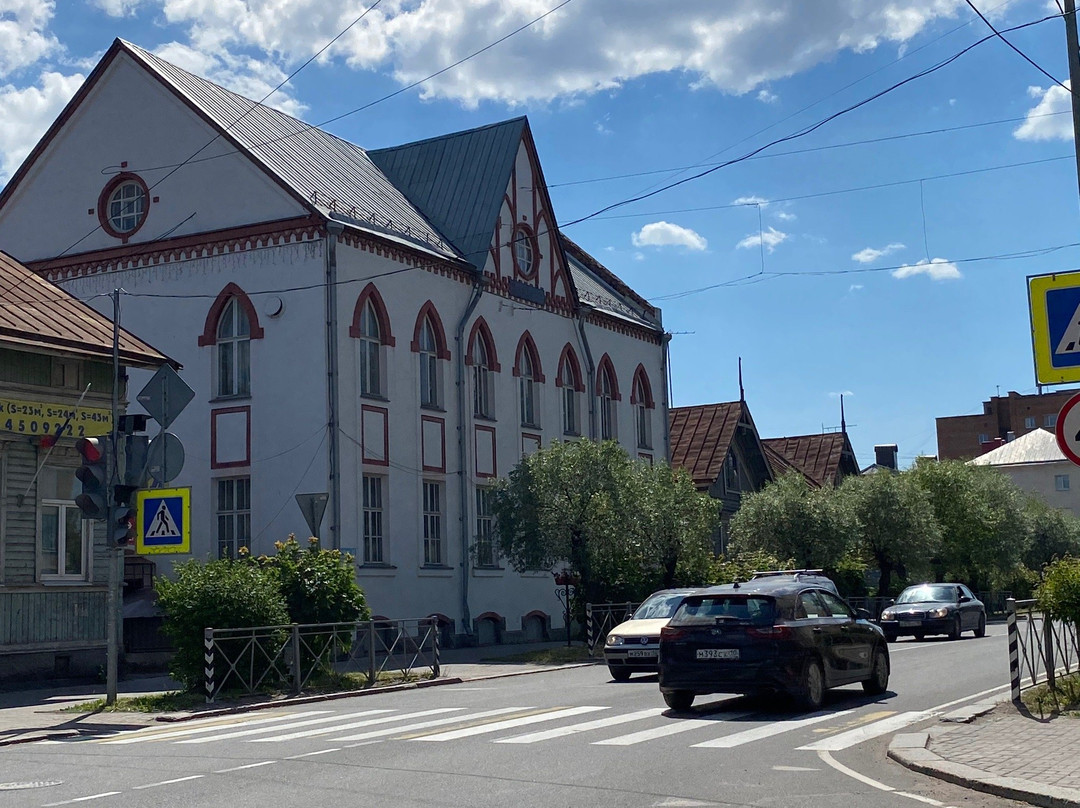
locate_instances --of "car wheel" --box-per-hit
[663,690,694,711]
[609,666,631,682]
[795,658,826,711]
[884,631,897,643]
[974,613,987,638]
[948,615,962,641]
[862,647,889,695]
[913,631,925,642]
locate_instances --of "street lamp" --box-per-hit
[553,568,577,647]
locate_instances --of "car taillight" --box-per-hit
[661,626,689,641]
[747,625,792,640]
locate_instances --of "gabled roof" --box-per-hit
[762,433,858,488]
[762,441,814,485]
[969,428,1066,466]
[368,118,526,269]
[560,234,659,329]
[669,402,745,488]
[0,250,172,369]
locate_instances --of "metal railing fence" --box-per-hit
[1006,598,1079,702]
[203,617,440,702]
[585,602,638,656]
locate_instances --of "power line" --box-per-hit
[964,0,1071,92]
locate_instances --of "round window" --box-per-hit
[98,173,150,240]
[514,226,535,278]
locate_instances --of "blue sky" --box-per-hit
[2,0,1078,467]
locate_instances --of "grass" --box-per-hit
[480,645,593,665]
[62,691,207,713]
[1021,672,1080,719]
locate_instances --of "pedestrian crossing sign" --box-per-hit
[135,487,191,555]
[1028,270,1080,385]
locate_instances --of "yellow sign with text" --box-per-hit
[0,396,112,439]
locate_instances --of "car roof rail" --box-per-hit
[750,568,828,579]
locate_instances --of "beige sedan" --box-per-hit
[604,589,697,681]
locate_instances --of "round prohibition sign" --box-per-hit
[1055,392,1080,466]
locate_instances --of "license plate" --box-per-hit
[626,649,657,658]
[696,648,739,661]
[899,620,921,628]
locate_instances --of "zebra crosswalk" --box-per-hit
[45,701,940,753]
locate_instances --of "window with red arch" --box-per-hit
[350,284,395,398]
[412,302,450,409]
[466,319,499,419]
[512,223,539,280]
[198,284,265,398]
[596,355,620,441]
[631,365,655,450]
[557,344,584,436]
[514,333,544,428]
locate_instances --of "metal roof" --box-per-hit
[762,433,857,488]
[368,118,526,269]
[669,402,745,488]
[0,250,172,369]
[121,40,460,261]
[969,428,1066,465]
[560,236,658,329]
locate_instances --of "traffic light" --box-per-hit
[74,437,109,520]
[112,484,138,546]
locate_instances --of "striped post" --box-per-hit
[585,603,595,656]
[204,627,215,704]
[432,619,441,679]
[1007,599,1020,702]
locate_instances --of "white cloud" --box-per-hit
[891,257,962,281]
[0,71,83,182]
[142,0,968,107]
[0,0,59,75]
[829,390,853,398]
[852,242,905,263]
[631,221,707,251]
[94,0,146,15]
[733,195,769,207]
[757,88,778,103]
[774,210,796,221]
[1014,83,1072,141]
[737,226,788,253]
[848,284,864,292]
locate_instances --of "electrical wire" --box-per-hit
[964,0,1071,92]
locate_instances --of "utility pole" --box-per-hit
[106,288,121,706]
[1063,0,1080,211]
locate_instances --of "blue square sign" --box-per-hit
[136,487,191,555]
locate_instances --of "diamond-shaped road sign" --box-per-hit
[296,493,329,538]
[137,365,194,430]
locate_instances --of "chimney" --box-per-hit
[874,444,898,470]
[1006,431,1016,442]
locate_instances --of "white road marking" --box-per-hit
[331,707,523,742]
[103,710,331,744]
[692,709,855,748]
[214,761,276,773]
[286,748,341,759]
[175,710,393,744]
[818,751,957,808]
[797,711,935,751]
[771,765,819,771]
[495,708,664,743]
[412,706,607,741]
[43,793,121,806]
[133,775,205,790]
[592,712,755,746]
[250,708,463,742]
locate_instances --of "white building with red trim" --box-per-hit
[0,40,669,643]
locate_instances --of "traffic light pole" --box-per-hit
[106,289,121,706]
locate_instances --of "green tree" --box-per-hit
[1023,496,1080,572]
[728,471,855,572]
[156,558,289,690]
[706,549,795,585]
[841,472,939,596]
[1036,556,1080,628]
[633,463,718,589]
[253,536,370,625]
[907,459,1028,591]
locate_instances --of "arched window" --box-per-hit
[514,333,544,428]
[598,359,619,441]
[557,345,583,437]
[412,303,450,409]
[467,319,499,419]
[631,365,654,450]
[217,298,251,397]
[358,300,382,397]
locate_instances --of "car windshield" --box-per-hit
[896,585,958,604]
[669,595,776,627]
[632,593,686,620]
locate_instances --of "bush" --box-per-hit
[1037,556,1080,626]
[155,559,289,691]
[254,536,370,625]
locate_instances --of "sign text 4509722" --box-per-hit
[0,396,113,438]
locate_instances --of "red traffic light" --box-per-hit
[75,437,104,463]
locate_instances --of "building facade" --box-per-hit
[0,40,668,643]
[936,389,1079,460]
[969,429,1080,519]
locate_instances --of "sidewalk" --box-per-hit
[889,700,1080,808]
[0,641,599,747]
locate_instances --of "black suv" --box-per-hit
[658,575,889,711]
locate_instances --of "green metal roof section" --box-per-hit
[368,117,528,270]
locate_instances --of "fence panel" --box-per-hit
[1007,598,1080,702]
[585,602,638,656]
[204,617,440,702]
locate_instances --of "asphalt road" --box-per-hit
[2,623,1032,808]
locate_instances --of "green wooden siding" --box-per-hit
[0,588,107,647]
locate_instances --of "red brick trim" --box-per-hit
[210,406,251,469]
[511,330,545,383]
[465,317,501,372]
[361,404,390,467]
[198,283,265,347]
[511,222,539,281]
[631,363,655,409]
[349,283,396,346]
[421,415,446,473]
[410,301,451,360]
[474,424,497,479]
[596,353,622,401]
[555,343,585,392]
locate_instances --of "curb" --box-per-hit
[888,731,1080,808]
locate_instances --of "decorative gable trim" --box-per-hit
[411,301,452,360]
[349,283,396,346]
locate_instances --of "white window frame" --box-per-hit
[472,338,493,419]
[514,227,534,277]
[1045,413,1058,428]
[418,317,441,409]
[1025,416,1036,429]
[216,476,251,559]
[561,361,580,436]
[600,369,617,440]
[108,181,147,233]
[423,480,443,566]
[634,377,651,450]
[362,475,385,564]
[216,297,251,398]
[1056,474,1070,492]
[358,300,383,398]
[39,499,90,581]
[518,349,539,428]
[474,486,497,568]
